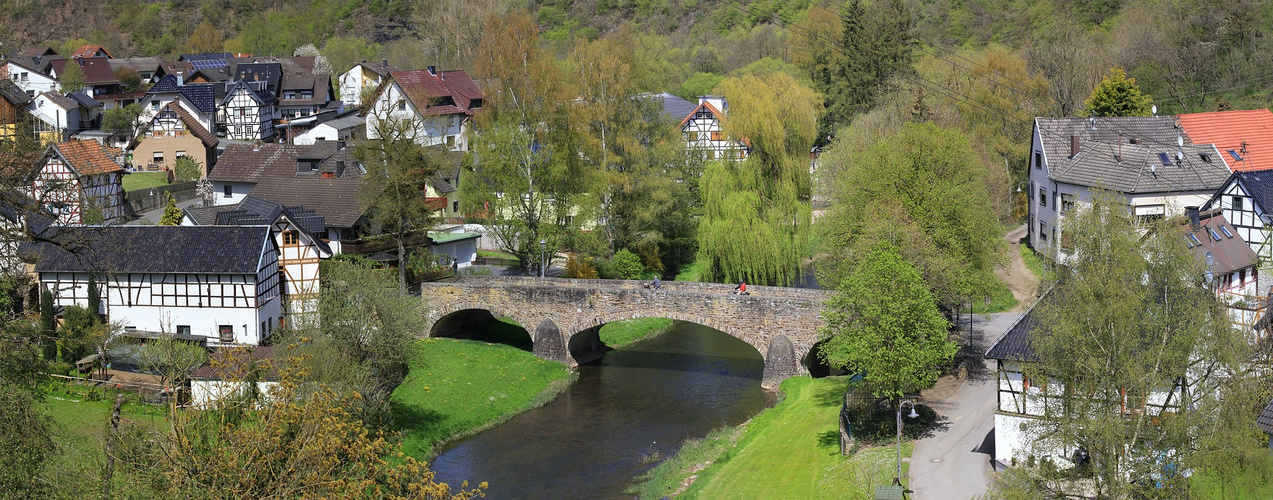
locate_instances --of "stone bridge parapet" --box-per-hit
[419,276,831,388]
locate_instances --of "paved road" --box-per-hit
[126,197,204,225]
[909,312,1021,500]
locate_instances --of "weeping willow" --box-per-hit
[698,159,811,286]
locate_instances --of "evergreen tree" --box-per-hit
[815,0,914,143]
[1083,67,1153,117]
[158,194,182,226]
[87,275,100,317]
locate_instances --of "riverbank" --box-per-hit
[390,337,575,459]
[629,376,913,499]
[599,318,674,349]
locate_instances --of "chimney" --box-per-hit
[381,59,388,68]
[427,66,436,76]
[1187,206,1200,230]
[176,73,184,86]
[252,140,262,152]
[336,140,345,151]
[1069,134,1080,158]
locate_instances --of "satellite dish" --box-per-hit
[1150,164,1157,174]
[1177,150,1185,162]
[1178,136,1184,147]
[1204,269,1214,285]
[1205,252,1214,267]
[1152,104,1158,115]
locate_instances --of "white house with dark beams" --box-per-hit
[31,140,125,225]
[1027,116,1232,261]
[27,226,284,345]
[218,80,277,141]
[681,96,749,161]
[1201,169,1273,297]
[363,67,483,151]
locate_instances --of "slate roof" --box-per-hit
[183,196,331,254]
[1259,399,1273,434]
[39,91,76,109]
[232,63,283,94]
[1048,141,1231,194]
[67,91,100,109]
[985,297,1043,362]
[1183,210,1257,275]
[356,60,398,77]
[387,69,484,117]
[51,140,122,176]
[248,175,365,228]
[51,57,119,85]
[1178,110,1273,172]
[221,80,277,106]
[645,92,697,123]
[107,57,162,75]
[0,79,32,106]
[208,143,366,228]
[147,75,218,114]
[28,226,270,274]
[208,143,309,183]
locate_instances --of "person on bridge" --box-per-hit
[734,280,748,295]
[644,276,661,290]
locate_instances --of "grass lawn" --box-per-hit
[674,259,703,282]
[122,172,170,193]
[36,383,168,495]
[599,318,673,349]
[390,338,574,460]
[969,280,1019,314]
[630,376,913,499]
[1190,455,1273,499]
[1019,242,1052,282]
[477,249,517,260]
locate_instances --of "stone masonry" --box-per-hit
[418,276,831,389]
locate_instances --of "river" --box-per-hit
[429,320,774,499]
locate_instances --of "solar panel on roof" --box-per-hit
[1158,152,1172,165]
[190,59,227,70]
[1184,234,1194,248]
[1229,150,1243,161]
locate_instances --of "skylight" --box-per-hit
[1210,229,1222,241]
[1184,234,1194,248]
[1158,152,1172,165]
[1220,225,1234,238]
[1229,150,1243,162]
[1189,233,1202,246]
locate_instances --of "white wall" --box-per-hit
[293,122,356,146]
[211,180,256,206]
[6,63,57,96]
[191,380,279,409]
[365,82,469,151]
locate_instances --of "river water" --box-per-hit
[429,321,773,499]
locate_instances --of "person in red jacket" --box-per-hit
[734,280,748,295]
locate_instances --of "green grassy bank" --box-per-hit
[629,376,912,499]
[599,318,674,349]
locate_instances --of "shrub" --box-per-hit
[565,253,599,279]
[638,246,664,274]
[610,249,646,280]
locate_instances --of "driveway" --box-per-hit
[127,197,204,225]
[908,312,1021,500]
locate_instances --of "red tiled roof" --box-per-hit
[389,69,484,117]
[51,57,119,85]
[679,101,725,129]
[1179,109,1273,172]
[53,140,122,175]
[70,45,112,59]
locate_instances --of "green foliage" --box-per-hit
[86,275,100,318]
[817,122,1004,307]
[322,36,382,79]
[184,19,224,54]
[58,62,86,93]
[675,72,723,100]
[158,194,182,226]
[57,305,102,363]
[819,243,956,401]
[173,156,202,182]
[115,67,144,93]
[311,259,424,389]
[102,103,143,137]
[808,0,913,142]
[40,287,55,358]
[607,249,646,280]
[597,318,673,349]
[1084,67,1153,117]
[0,382,54,498]
[564,253,599,279]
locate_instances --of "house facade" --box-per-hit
[130,101,219,174]
[681,96,749,161]
[1181,208,1264,332]
[337,60,397,108]
[30,226,283,345]
[3,60,58,98]
[293,114,363,145]
[364,67,483,151]
[50,57,121,97]
[218,80,276,141]
[0,79,32,140]
[32,140,124,225]
[138,75,218,137]
[1027,117,1233,262]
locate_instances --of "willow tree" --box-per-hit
[817,121,1003,308]
[697,72,820,286]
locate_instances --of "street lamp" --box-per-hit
[896,399,919,486]
[540,239,546,278]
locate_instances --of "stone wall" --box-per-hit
[419,276,831,388]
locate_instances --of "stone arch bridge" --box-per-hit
[419,276,832,388]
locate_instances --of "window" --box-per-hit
[176,325,191,336]
[710,131,722,141]
[452,200,459,213]
[151,101,159,111]
[175,150,185,158]
[397,99,406,110]
[1034,151,1041,169]
[1038,187,1046,206]
[1061,193,1075,213]
[152,152,164,164]
[1221,225,1234,238]
[219,325,234,343]
[1052,190,1057,209]
[223,184,232,197]
[1233,196,1244,211]
[446,135,456,149]
[238,109,245,117]
[282,231,299,245]
[1240,269,1247,285]
[1040,221,1048,242]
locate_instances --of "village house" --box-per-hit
[363,67,483,151]
[27,225,283,345]
[138,74,218,138]
[218,79,277,141]
[31,91,101,142]
[1180,207,1264,332]
[69,45,113,60]
[1027,116,1233,262]
[189,345,280,409]
[1201,169,1273,298]
[337,60,398,108]
[681,95,750,161]
[0,79,33,140]
[128,101,219,175]
[30,140,125,225]
[292,113,363,145]
[50,57,121,97]
[2,59,59,98]
[182,196,332,319]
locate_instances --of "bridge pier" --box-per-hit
[761,333,801,390]
[532,319,571,366]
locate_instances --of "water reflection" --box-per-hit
[430,321,771,499]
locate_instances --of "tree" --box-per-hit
[173,155,201,181]
[158,194,182,225]
[39,287,55,359]
[293,44,334,75]
[0,382,54,497]
[1083,67,1153,117]
[674,72,723,101]
[115,67,144,93]
[696,72,819,286]
[819,242,956,404]
[58,61,85,94]
[817,122,1004,309]
[102,103,143,139]
[993,193,1266,498]
[816,0,913,143]
[137,335,207,404]
[322,36,382,79]
[87,274,100,317]
[185,20,223,54]
[357,114,445,293]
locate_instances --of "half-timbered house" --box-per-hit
[183,196,332,320]
[1200,169,1273,298]
[1181,208,1264,332]
[218,80,276,141]
[28,226,283,345]
[129,101,219,174]
[363,67,483,151]
[138,75,218,136]
[31,140,124,225]
[680,96,749,161]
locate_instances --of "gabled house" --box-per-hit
[277,72,333,122]
[338,60,398,108]
[31,90,102,141]
[138,75,218,136]
[2,60,58,98]
[1200,168,1273,297]
[0,78,33,140]
[183,196,332,319]
[217,80,277,141]
[50,57,121,97]
[26,225,284,345]
[31,140,125,225]
[207,141,366,254]
[293,113,363,145]
[107,57,162,83]
[69,45,112,59]
[364,67,483,151]
[128,101,219,174]
[681,96,749,161]
[1181,207,1263,331]
[425,150,466,219]
[1027,116,1233,261]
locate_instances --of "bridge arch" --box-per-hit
[424,302,534,342]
